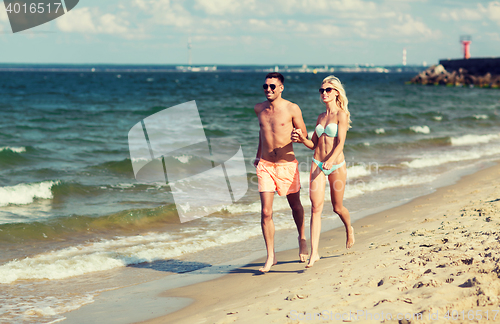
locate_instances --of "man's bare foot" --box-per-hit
[298,237,308,262]
[259,254,277,273]
[346,226,355,249]
[305,254,320,268]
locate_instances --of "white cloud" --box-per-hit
[295,0,375,12]
[333,0,377,12]
[245,18,337,36]
[192,35,234,42]
[460,8,483,20]
[440,1,500,24]
[99,14,129,34]
[57,7,97,33]
[0,6,8,22]
[26,0,494,64]
[291,21,309,33]
[200,18,232,30]
[123,0,417,43]
[56,7,131,36]
[272,0,377,16]
[485,32,500,41]
[482,1,500,25]
[390,14,436,38]
[437,1,500,29]
[0,4,9,33]
[133,0,193,28]
[194,0,255,15]
[440,7,482,21]
[248,19,268,31]
[350,20,380,39]
[191,0,378,18]
[315,23,341,36]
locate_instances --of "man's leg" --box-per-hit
[260,191,276,272]
[286,191,308,262]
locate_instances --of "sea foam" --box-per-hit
[403,145,500,169]
[410,125,430,134]
[0,181,59,207]
[344,174,436,199]
[450,134,500,146]
[347,165,372,178]
[0,146,26,153]
[0,219,270,283]
[2,292,96,323]
[174,155,192,163]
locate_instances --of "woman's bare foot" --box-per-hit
[259,254,277,273]
[298,237,309,262]
[346,226,355,249]
[305,254,320,268]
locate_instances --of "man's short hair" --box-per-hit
[265,72,284,84]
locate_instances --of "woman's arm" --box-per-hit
[323,111,348,168]
[292,129,317,150]
[292,115,320,150]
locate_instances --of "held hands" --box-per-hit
[291,128,306,143]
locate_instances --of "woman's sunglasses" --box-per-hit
[263,84,277,90]
[319,87,334,94]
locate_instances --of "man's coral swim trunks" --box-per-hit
[256,159,301,196]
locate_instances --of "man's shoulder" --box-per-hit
[255,101,268,107]
[274,98,297,110]
[283,100,301,114]
[254,101,268,113]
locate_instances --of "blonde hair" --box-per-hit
[322,75,352,128]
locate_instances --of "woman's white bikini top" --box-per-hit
[315,123,338,138]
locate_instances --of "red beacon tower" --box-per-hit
[460,35,472,59]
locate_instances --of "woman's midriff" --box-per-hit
[313,137,344,164]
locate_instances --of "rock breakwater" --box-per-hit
[409,60,500,88]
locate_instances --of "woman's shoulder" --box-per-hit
[336,109,347,117]
[315,112,327,125]
[317,112,327,119]
[336,110,348,123]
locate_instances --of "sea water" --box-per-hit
[1,66,500,323]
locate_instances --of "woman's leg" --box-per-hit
[307,161,326,268]
[328,164,355,249]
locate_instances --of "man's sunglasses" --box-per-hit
[319,87,335,94]
[263,84,277,90]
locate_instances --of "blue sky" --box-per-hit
[1,0,499,65]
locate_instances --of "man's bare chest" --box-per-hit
[259,110,291,129]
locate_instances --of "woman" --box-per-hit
[292,75,354,268]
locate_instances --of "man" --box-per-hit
[254,72,308,273]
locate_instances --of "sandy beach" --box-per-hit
[137,161,500,324]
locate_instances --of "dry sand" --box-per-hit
[141,162,500,324]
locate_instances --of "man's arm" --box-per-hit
[290,103,307,138]
[254,104,262,167]
[254,131,262,167]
